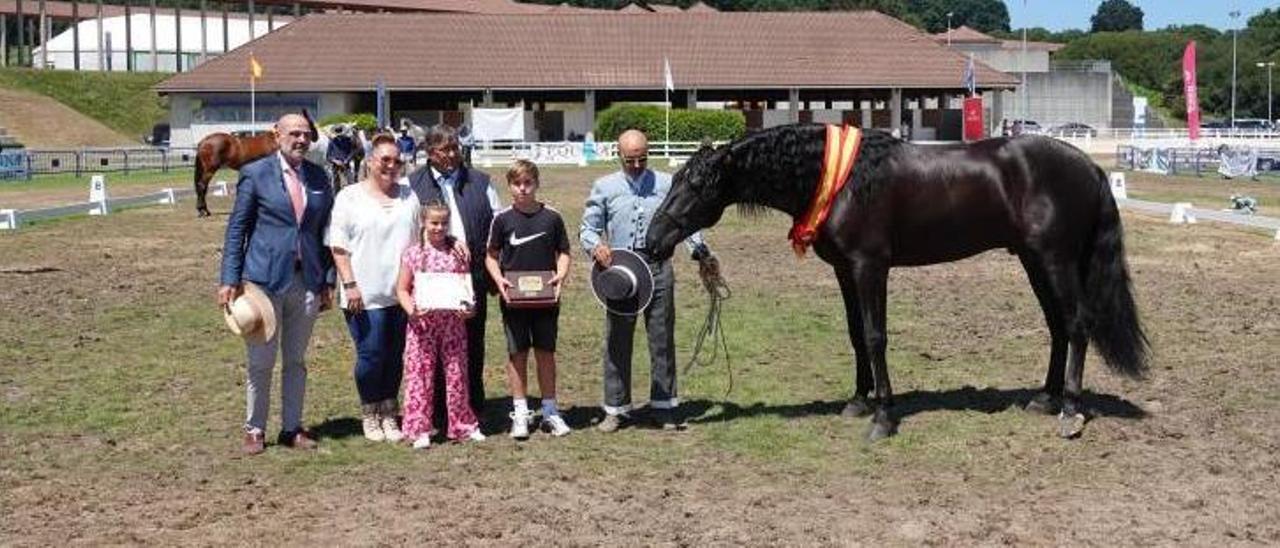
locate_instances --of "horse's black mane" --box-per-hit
[684,123,903,218]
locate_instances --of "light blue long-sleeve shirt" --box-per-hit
[579,168,708,258]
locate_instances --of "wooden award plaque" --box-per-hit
[504,271,558,309]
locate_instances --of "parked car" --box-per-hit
[1049,122,1097,137]
[1233,118,1275,132]
[143,123,170,147]
[1005,119,1042,135]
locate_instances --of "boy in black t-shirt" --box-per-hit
[485,160,572,439]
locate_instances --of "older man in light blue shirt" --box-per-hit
[580,129,713,432]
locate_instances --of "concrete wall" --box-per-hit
[168,91,353,147]
[998,70,1113,129]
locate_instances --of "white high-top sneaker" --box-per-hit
[379,400,404,443]
[543,414,571,437]
[509,410,534,440]
[361,403,384,442]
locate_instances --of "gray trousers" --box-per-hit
[602,259,677,415]
[244,272,319,434]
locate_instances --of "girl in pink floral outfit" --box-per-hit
[396,203,486,449]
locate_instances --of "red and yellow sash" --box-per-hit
[788,124,862,257]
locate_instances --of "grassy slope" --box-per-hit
[0,67,170,139]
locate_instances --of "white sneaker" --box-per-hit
[543,414,571,437]
[509,410,534,440]
[412,436,431,450]
[466,429,487,442]
[361,414,385,442]
[381,416,404,443]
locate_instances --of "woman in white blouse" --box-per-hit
[328,134,421,443]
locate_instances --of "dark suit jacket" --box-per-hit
[220,153,334,295]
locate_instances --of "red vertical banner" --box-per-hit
[1183,41,1200,141]
[963,97,984,141]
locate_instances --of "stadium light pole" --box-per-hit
[1258,61,1275,127]
[1230,10,1240,128]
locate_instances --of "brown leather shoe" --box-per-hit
[242,431,266,455]
[278,429,318,450]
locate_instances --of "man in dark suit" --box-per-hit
[407,124,502,419]
[219,113,334,455]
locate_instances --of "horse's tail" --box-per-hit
[1084,165,1149,378]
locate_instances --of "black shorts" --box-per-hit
[500,304,560,354]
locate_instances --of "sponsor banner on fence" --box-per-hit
[1134,147,1172,174]
[1217,146,1258,178]
[0,150,30,180]
[516,142,586,165]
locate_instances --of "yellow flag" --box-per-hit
[249,54,263,80]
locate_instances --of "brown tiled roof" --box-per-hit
[685,2,718,13]
[155,12,1019,93]
[0,0,600,17]
[934,25,1000,44]
[265,0,599,14]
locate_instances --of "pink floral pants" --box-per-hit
[402,313,479,441]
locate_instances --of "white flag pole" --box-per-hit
[664,57,673,158]
[250,54,256,125]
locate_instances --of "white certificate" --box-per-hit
[413,272,474,311]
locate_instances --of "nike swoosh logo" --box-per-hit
[509,232,546,246]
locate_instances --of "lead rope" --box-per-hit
[685,257,734,396]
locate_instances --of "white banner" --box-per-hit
[516,142,586,166]
[472,108,525,141]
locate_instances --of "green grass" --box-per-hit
[0,67,169,139]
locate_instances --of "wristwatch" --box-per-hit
[342,281,358,290]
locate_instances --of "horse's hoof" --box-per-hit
[1058,411,1086,439]
[841,397,873,418]
[1024,393,1060,415]
[865,421,897,442]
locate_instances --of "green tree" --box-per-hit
[1090,0,1143,33]
[907,0,1009,33]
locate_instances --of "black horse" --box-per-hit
[645,123,1149,441]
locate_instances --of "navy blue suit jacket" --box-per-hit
[220,153,334,295]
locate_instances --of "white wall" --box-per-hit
[34,13,287,71]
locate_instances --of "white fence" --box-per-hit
[0,187,196,230]
[1118,197,1280,240]
[472,140,711,167]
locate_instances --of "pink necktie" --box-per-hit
[284,165,305,223]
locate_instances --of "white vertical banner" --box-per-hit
[471,108,526,141]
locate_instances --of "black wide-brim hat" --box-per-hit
[589,248,654,316]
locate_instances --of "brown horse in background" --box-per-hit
[192,109,319,217]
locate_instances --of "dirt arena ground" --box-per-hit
[2,164,1278,544]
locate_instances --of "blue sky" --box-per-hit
[1005,1,1277,32]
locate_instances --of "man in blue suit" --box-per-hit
[219,113,334,455]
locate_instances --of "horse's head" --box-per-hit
[646,144,734,261]
[301,108,319,143]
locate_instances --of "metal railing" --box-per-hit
[8,147,199,178]
[1114,143,1280,176]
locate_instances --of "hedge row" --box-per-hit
[317,112,379,132]
[594,105,745,142]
